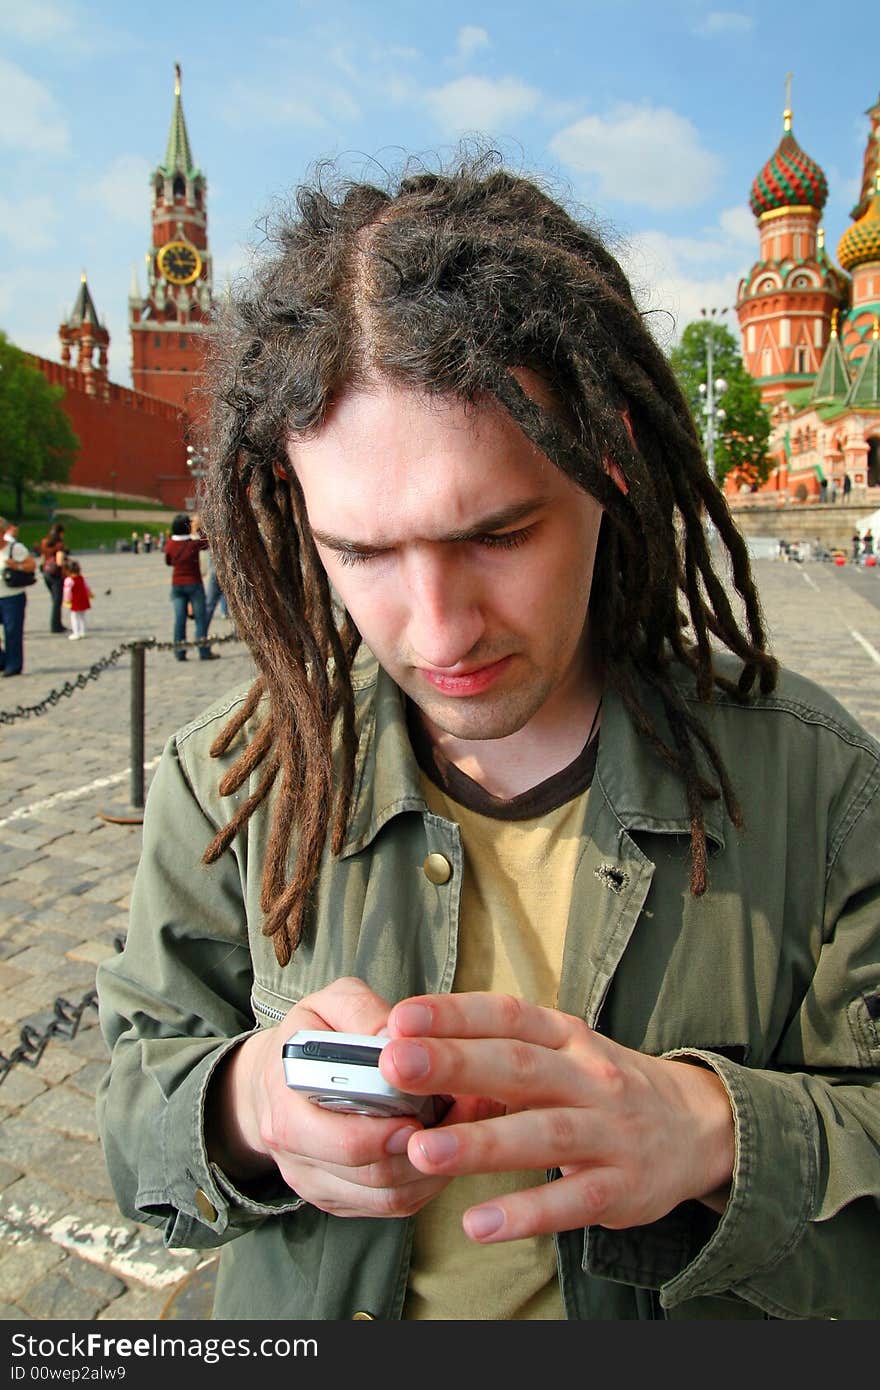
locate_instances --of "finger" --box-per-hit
[406,1107,597,1176]
[387,992,581,1050]
[281,1164,451,1220]
[462,1167,626,1243]
[275,1090,425,1169]
[289,975,392,1036]
[297,1143,431,1191]
[379,1035,591,1109]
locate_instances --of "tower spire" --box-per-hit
[163,61,197,178]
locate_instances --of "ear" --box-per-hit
[604,456,628,495]
[603,409,633,495]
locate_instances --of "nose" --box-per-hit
[403,547,486,669]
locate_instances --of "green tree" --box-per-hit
[669,320,771,489]
[0,331,79,519]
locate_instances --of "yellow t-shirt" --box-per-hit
[401,716,597,1320]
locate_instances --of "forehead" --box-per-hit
[286,383,568,532]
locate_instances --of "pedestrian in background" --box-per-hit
[0,516,37,677]
[39,521,68,633]
[164,512,219,662]
[63,559,94,640]
[204,546,228,630]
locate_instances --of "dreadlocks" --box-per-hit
[200,148,777,967]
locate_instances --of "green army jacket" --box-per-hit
[95,651,880,1320]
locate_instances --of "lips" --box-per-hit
[418,655,513,696]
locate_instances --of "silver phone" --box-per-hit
[282,1029,451,1125]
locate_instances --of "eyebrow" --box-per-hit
[310,498,549,554]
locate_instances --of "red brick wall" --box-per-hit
[30,355,194,509]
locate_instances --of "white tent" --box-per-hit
[856,507,880,536]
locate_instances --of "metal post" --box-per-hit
[705,332,716,484]
[130,641,146,809]
[97,641,147,826]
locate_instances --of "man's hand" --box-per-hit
[379,992,735,1242]
[206,976,490,1221]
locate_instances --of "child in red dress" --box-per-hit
[63,560,94,640]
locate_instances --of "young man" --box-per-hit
[96,158,880,1321]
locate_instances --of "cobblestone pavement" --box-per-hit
[0,548,878,1321]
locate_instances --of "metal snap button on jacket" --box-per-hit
[352,1311,375,1320]
[194,1188,218,1222]
[422,852,452,884]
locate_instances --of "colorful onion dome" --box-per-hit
[838,173,880,270]
[750,121,828,218]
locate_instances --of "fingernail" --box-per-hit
[416,1131,458,1165]
[393,1003,432,1035]
[384,1127,417,1155]
[389,1040,430,1080]
[465,1206,504,1240]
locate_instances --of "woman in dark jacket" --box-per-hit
[39,522,68,633]
[164,512,218,661]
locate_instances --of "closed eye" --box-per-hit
[324,523,538,567]
[475,524,537,551]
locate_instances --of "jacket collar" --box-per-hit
[339,652,726,857]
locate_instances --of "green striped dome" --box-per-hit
[750,131,828,217]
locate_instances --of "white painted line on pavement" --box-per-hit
[0,757,162,829]
[850,629,880,667]
[800,569,820,591]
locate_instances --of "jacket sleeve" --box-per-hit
[589,758,880,1320]
[95,735,303,1251]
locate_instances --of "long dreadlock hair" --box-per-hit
[200,148,778,967]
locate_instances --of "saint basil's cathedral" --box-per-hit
[733,87,880,499]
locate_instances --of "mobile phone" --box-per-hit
[282,1030,451,1125]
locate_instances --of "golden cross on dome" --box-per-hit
[783,72,793,131]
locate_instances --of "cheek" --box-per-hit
[326,567,405,648]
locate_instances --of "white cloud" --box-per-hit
[222,77,361,132]
[0,194,60,250]
[90,155,152,227]
[0,0,77,43]
[718,204,757,244]
[695,11,755,35]
[618,218,755,349]
[550,103,722,209]
[424,75,540,134]
[0,59,69,155]
[455,26,490,60]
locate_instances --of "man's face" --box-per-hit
[288,381,606,743]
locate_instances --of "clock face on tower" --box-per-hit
[157,240,202,285]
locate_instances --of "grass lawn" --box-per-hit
[2,485,171,553]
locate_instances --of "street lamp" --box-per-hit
[110,469,117,518]
[698,307,729,485]
[186,444,207,512]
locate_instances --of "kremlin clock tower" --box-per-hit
[129,65,213,419]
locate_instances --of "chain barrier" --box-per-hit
[0,629,242,726]
[0,934,126,1087]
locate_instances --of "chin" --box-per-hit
[415,691,542,743]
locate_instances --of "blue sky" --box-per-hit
[2,0,877,387]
